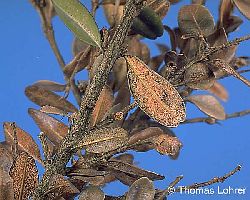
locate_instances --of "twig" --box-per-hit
[33,1,145,199]
[183,109,250,124]
[175,165,241,192]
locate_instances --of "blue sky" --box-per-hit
[1,1,250,199]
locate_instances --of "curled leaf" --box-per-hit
[25,85,77,113]
[28,108,68,145]
[3,122,42,163]
[125,55,186,127]
[232,0,250,19]
[9,152,38,200]
[126,177,155,200]
[178,4,215,36]
[52,0,101,47]
[186,95,226,120]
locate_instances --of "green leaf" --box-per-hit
[52,0,101,47]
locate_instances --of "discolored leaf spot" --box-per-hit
[79,186,104,200]
[126,177,155,200]
[186,95,226,120]
[44,174,79,199]
[3,122,42,163]
[9,152,38,200]
[90,85,114,126]
[232,0,250,19]
[208,81,228,102]
[33,80,66,92]
[178,4,215,36]
[106,160,164,181]
[28,108,68,146]
[153,134,182,157]
[76,127,128,153]
[25,85,78,113]
[0,167,14,200]
[124,55,186,127]
[52,0,101,47]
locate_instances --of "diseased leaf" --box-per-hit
[3,122,42,163]
[186,95,226,120]
[153,134,182,157]
[25,85,78,113]
[125,55,186,127]
[9,152,38,200]
[90,85,114,126]
[52,0,101,47]
[79,186,104,200]
[178,4,215,36]
[28,108,68,146]
[233,0,250,19]
[33,80,66,92]
[44,174,79,199]
[208,81,228,102]
[76,127,128,153]
[106,160,164,181]
[126,177,155,200]
[0,167,14,200]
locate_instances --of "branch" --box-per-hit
[33,1,144,199]
[183,109,250,124]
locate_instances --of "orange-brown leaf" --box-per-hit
[3,122,42,163]
[25,85,77,113]
[125,55,186,127]
[186,95,226,120]
[9,152,38,200]
[208,81,228,102]
[28,108,68,146]
[90,85,114,126]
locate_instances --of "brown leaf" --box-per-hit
[112,57,128,91]
[25,85,78,113]
[72,37,89,57]
[70,175,106,186]
[208,81,228,102]
[102,0,124,26]
[125,55,186,127]
[106,160,164,181]
[147,0,170,19]
[126,177,155,200]
[178,4,215,36]
[0,142,13,173]
[32,80,66,92]
[233,0,250,19]
[90,85,114,126]
[40,105,68,116]
[3,122,42,163]
[153,134,182,158]
[192,0,206,4]
[79,186,104,200]
[0,167,14,200]
[44,174,79,199]
[9,152,38,200]
[28,108,68,146]
[219,0,234,27]
[186,95,226,120]
[77,127,128,154]
[112,171,138,186]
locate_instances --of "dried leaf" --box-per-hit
[33,80,66,92]
[125,55,186,127]
[112,57,128,91]
[192,0,206,4]
[72,37,89,56]
[40,105,68,116]
[90,85,114,126]
[79,186,105,200]
[102,0,124,26]
[208,81,228,102]
[45,174,79,199]
[70,175,105,186]
[9,152,38,200]
[106,160,164,181]
[52,0,101,47]
[0,167,14,200]
[153,134,182,157]
[0,142,13,173]
[25,85,78,113]
[112,171,138,186]
[219,0,234,27]
[3,122,42,163]
[126,177,155,200]
[233,0,250,19]
[186,95,226,120]
[81,127,128,153]
[147,0,170,19]
[28,108,68,145]
[178,4,215,36]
